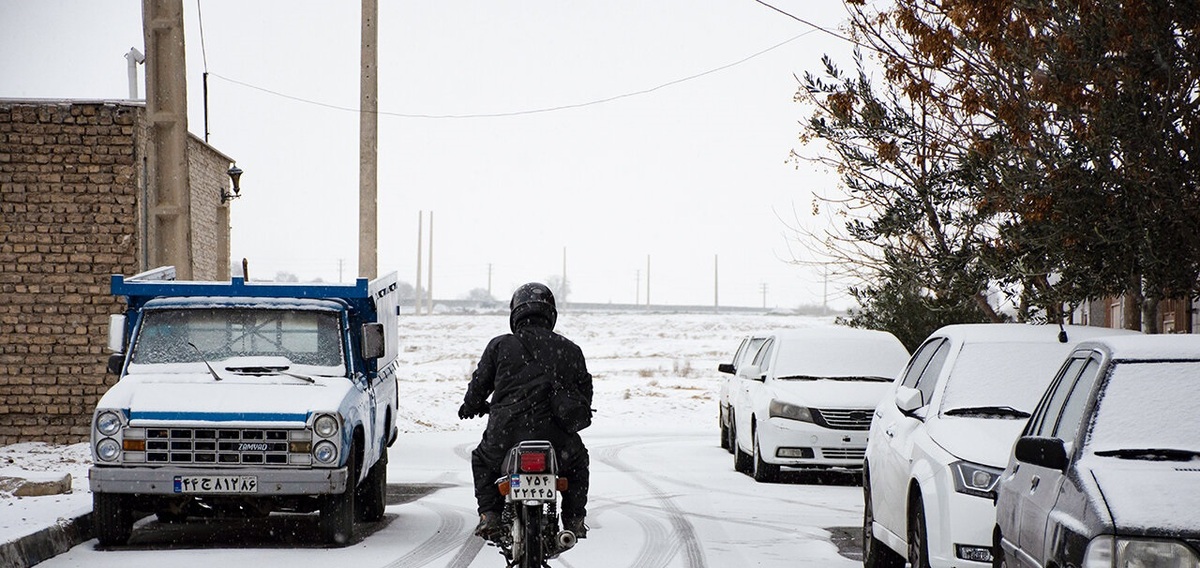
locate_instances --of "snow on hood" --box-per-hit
[925,416,1027,467]
[767,379,893,409]
[98,372,352,427]
[1085,456,1200,536]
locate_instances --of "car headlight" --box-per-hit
[96,438,121,462]
[313,441,338,465]
[314,414,339,438]
[769,400,815,423]
[1084,536,1200,568]
[950,460,1003,499]
[96,411,122,436]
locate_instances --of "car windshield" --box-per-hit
[129,308,346,373]
[1086,361,1200,457]
[939,342,1074,414]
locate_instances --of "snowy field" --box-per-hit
[4,311,868,567]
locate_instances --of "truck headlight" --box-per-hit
[769,400,815,423]
[314,414,339,438]
[950,460,1002,499]
[96,438,121,462]
[313,441,338,464]
[96,411,122,436]
[1084,536,1200,568]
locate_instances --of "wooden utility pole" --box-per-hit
[142,0,192,278]
[358,0,379,279]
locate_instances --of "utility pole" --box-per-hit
[415,211,423,315]
[714,254,719,312]
[760,283,769,309]
[646,255,651,308]
[635,270,640,306]
[358,0,379,279]
[426,211,434,314]
[487,263,493,298]
[337,258,345,282]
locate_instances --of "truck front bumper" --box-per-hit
[89,466,349,496]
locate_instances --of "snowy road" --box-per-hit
[39,426,864,567]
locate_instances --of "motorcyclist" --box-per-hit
[458,282,593,540]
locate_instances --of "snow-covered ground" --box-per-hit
[4,311,867,567]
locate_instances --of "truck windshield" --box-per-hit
[130,308,344,369]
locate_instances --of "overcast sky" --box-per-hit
[1,0,858,309]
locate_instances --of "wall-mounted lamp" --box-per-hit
[221,165,243,204]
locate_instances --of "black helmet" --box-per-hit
[510,282,557,332]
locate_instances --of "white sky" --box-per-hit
[0,0,859,309]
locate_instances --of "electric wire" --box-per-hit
[206,29,819,120]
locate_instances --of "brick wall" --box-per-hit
[0,101,142,445]
[0,101,234,445]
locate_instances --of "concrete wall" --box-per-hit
[0,100,233,445]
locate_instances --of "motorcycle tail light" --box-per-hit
[519,452,547,473]
[557,477,568,492]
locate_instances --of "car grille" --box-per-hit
[820,447,866,461]
[812,408,874,431]
[144,428,297,465]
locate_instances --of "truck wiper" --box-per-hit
[224,365,316,384]
[942,406,1030,419]
[1094,448,1200,461]
[187,342,223,382]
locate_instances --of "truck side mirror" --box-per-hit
[107,353,125,376]
[1014,436,1069,472]
[108,314,126,352]
[361,322,385,360]
[717,363,736,375]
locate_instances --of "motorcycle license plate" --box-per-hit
[173,475,258,494]
[509,474,556,501]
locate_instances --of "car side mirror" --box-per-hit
[1014,436,1069,472]
[739,364,765,381]
[718,363,736,375]
[106,353,125,376]
[895,386,924,413]
[361,323,386,360]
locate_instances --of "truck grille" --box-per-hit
[811,408,874,431]
[145,428,295,465]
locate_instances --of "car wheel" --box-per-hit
[751,428,780,483]
[320,442,357,546]
[93,492,134,546]
[992,528,1007,568]
[732,417,752,474]
[862,472,905,568]
[356,444,388,522]
[908,495,931,568]
[720,417,730,451]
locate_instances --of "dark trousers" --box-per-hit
[471,422,589,520]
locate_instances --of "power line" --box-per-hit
[751,0,862,49]
[205,29,818,120]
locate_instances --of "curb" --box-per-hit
[0,512,92,568]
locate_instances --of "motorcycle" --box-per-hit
[486,440,578,568]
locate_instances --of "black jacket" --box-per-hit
[464,323,592,440]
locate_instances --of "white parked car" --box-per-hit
[862,323,1137,568]
[717,334,768,453]
[729,327,909,482]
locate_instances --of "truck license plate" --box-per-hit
[509,474,556,501]
[173,475,258,494]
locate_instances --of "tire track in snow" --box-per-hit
[381,500,473,568]
[597,443,708,568]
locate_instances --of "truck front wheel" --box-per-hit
[319,447,357,545]
[93,492,133,546]
[356,445,387,522]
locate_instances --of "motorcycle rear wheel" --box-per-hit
[519,503,545,568]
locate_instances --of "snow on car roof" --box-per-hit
[930,323,1138,344]
[1075,334,1200,361]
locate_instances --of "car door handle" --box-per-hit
[885,426,895,438]
[1030,475,1040,492]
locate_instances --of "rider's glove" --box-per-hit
[458,401,489,419]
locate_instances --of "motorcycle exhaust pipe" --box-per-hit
[556,530,578,551]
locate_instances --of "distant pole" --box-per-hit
[714,254,719,312]
[415,211,423,315]
[338,258,345,282]
[562,247,567,307]
[635,270,640,306]
[823,264,829,315]
[426,211,434,314]
[760,283,768,309]
[646,255,651,308]
[487,263,493,298]
[357,0,379,279]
